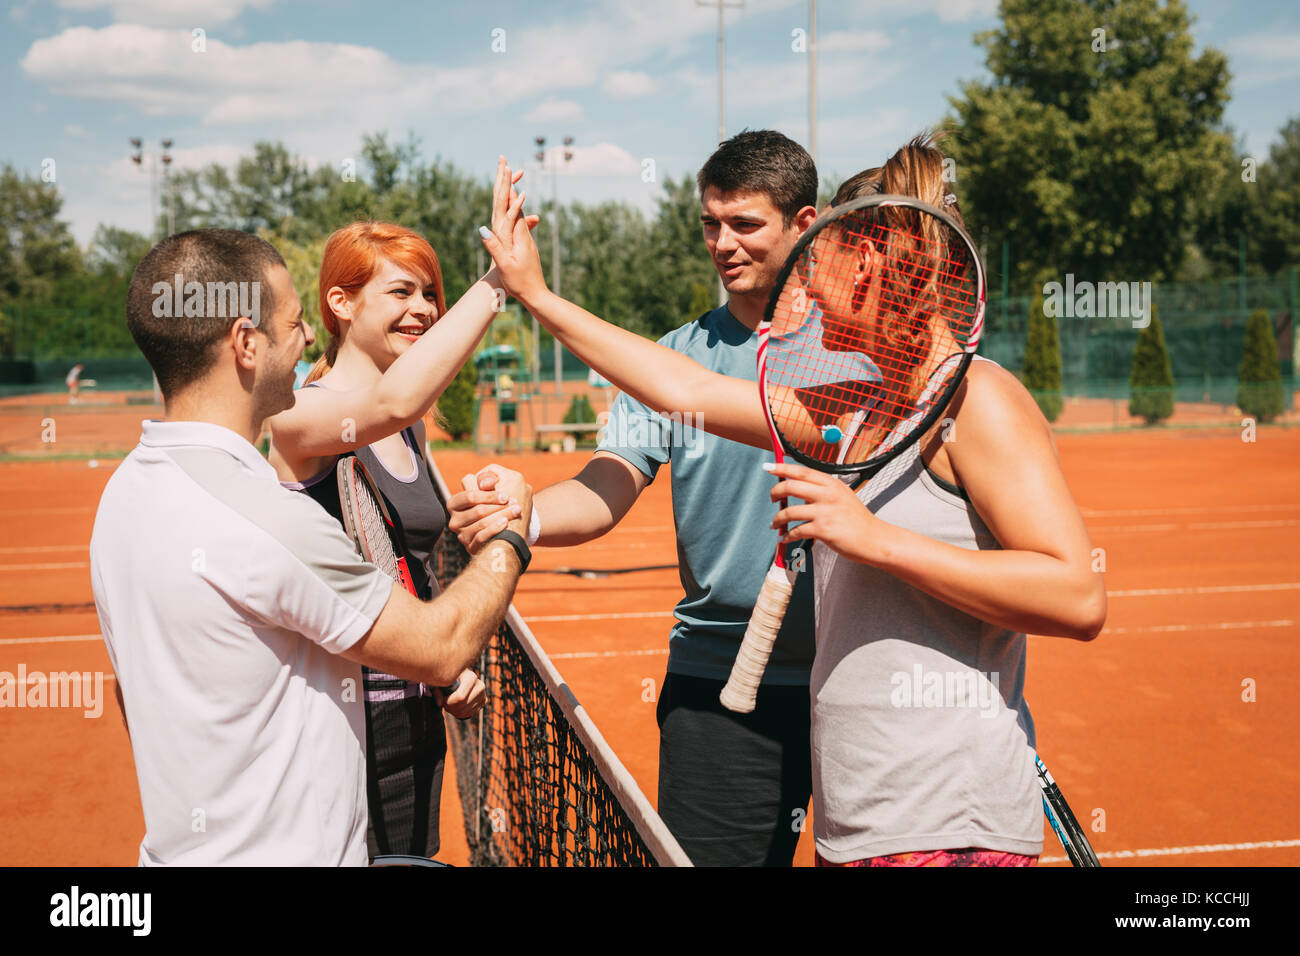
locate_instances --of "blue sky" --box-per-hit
[4,0,1297,244]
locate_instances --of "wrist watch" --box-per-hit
[487,528,531,572]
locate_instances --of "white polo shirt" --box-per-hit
[90,420,394,866]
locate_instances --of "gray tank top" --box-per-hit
[810,361,1042,861]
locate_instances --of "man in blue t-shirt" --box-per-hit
[448,130,819,866]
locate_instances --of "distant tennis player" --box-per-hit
[66,363,89,403]
[90,227,533,865]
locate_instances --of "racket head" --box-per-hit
[761,193,986,477]
[337,456,404,582]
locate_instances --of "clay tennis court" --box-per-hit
[1,393,1297,866]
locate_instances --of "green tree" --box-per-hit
[947,0,1232,292]
[1128,305,1175,423]
[0,164,81,303]
[260,228,328,362]
[563,201,652,335]
[0,164,82,357]
[437,357,479,440]
[562,393,598,441]
[86,226,151,277]
[637,175,718,338]
[1237,308,1284,422]
[169,141,337,239]
[1023,291,1063,421]
[1254,118,1300,275]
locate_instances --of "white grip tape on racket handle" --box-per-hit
[719,564,795,714]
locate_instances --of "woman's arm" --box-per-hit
[769,362,1106,640]
[271,160,529,464]
[269,275,502,460]
[478,188,772,450]
[521,289,770,448]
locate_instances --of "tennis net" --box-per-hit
[427,461,691,867]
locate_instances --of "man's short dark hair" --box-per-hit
[126,229,285,396]
[696,129,818,226]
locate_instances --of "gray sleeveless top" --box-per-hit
[810,360,1042,861]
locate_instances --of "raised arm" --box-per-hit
[270,159,533,463]
[478,188,771,450]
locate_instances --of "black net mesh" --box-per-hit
[429,495,666,867]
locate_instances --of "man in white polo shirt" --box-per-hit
[90,229,532,866]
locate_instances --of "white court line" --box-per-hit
[1190,519,1300,530]
[1080,503,1300,518]
[525,610,675,623]
[5,675,116,686]
[3,618,1293,648]
[0,545,89,555]
[1089,519,1300,533]
[549,648,669,661]
[0,562,88,571]
[1088,524,1180,534]
[1099,619,1293,636]
[1041,837,1300,864]
[0,634,102,646]
[1108,582,1300,597]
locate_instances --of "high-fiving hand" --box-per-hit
[480,159,549,306]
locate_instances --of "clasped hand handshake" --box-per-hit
[449,465,529,555]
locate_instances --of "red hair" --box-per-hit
[305,222,447,384]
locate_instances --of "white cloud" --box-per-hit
[18,2,816,137]
[524,98,585,125]
[62,143,250,244]
[673,54,895,115]
[1227,31,1300,61]
[64,123,90,137]
[527,141,660,214]
[55,0,277,27]
[857,0,995,23]
[10,0,36,22]
[20,23,608,132]
[932,0,997,20]
[818,30,890,55]
[1225,30,1300,90]
[603,70,658,98]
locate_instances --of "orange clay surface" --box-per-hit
[1,399,1297,866]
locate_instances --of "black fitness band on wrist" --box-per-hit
[487,528,531,572]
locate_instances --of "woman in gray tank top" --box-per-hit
[476,139,1107,865]
[267,163,536,859]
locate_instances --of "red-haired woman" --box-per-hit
[269,159,532,860]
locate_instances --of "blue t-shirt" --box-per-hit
[597,305,816,685]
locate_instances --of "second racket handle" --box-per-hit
[720,564,795,714]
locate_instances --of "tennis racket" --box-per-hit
[337,456,460,697]
[719,194,986,713]
[1037,754,1101,867]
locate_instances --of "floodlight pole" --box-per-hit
[698,0,745,306]
[132,137,173,405]
[535,135,574,394]
[809,0,817,170]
